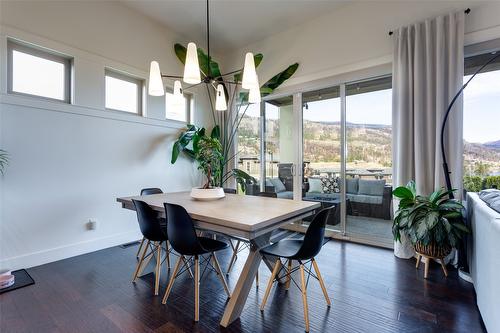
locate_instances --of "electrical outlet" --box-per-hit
[86,219,97,230]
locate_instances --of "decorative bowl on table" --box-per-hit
[190,187,225,201]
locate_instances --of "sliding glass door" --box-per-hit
[345,77,393,247]
[261,96,296,198]
[242,75,393,247]
[301,87,343,231]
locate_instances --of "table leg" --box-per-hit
[220,233,272,328]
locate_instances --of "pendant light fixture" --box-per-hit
[215,84,227,111]
[147,0,260,110]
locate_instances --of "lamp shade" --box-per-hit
[215,84,227,111]
[173,80,184,106]
[248,82,261,104]
[242,52,258,89]
[183,42,201,84]
[148,61,164,96]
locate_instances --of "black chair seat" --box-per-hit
[260,239,304,259]
[198,237,229,254]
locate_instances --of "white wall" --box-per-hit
[0,1,212,270]
[222,1,500,91]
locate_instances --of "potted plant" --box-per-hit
[393,181,469,260]
[190,135,225,200]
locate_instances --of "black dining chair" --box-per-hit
[136,188,168,267]
[259,207,333,333]
[255,191,277,198]
[162,203,231,322]
[132,199,173,295]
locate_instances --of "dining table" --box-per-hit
[116,191,320,328]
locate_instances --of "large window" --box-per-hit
[105,69,143,114]
[463,52,500,191]
[237,103,262,181]
[7,40,71,102]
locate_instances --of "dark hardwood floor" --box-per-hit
[0,239,485,333]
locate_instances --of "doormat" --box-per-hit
[0,269,35,294]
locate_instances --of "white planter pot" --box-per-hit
[190,187,225,201]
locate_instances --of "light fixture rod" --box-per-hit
[206,0,210,78]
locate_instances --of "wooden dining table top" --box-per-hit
[117,191,320,238]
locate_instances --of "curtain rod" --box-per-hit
[388,8,470,36]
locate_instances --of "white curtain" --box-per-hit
[392,11,465,258]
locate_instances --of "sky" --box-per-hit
[245,70,499,144]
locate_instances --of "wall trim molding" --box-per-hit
[0,93,187,129]
[0,230,142,270]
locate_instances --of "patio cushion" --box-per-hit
[308,178,323,193]
[269,178,286,193]
[350,194,383,205]
[346,178,359,194]
[277,191,293,199]
[358,179,386,196]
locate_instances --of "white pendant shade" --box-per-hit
[183,42,201,84]
[148,61,164,96]
[215,84,227,111]
[242,52,258,89]
[248,81,261,104]
[173,80,184,106]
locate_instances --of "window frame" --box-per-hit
[7,39,72,103]
[104,68,144,116]
[165,87,192,123]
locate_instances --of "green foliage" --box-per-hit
[170,44,299,191]
[484,176,500,189]
[0,149,8,175]
[194,136,223,189]
[463,175,483,192]
[392,181,469,248]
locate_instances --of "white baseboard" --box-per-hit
[0,230,142,270]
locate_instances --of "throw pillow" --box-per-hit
[321,177,336,194]
[346,178,359,194]
[308,178,323,193]
[270,177,287,193]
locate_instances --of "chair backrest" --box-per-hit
[132,199,167,242]
[223,188,237,194]
[164,203,202,255]
[295,206,333,260]
[256,192,277,198]
[141,188,163,195]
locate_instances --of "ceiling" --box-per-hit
[122,0,346,53]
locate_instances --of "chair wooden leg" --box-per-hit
[154,242,162,295]
[299,264,310,333]
[137,243,155,277]
[212,253,231,298]
[312,258,331,306]
[132,240,150,282]
[415,254,421,268]
[440,258,448,277]
[162,255,183,304]
[226,240,240,274]
[165,241,171,269]
[136,237,145,258]
[260,259,281,311]
[285,259,292,290]
[194,256,200,322]
[424,257,430,279]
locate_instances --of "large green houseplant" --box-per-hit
[393,181,469,257]
[170,44,298,192]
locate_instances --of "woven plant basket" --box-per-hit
[414,242,451,258]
